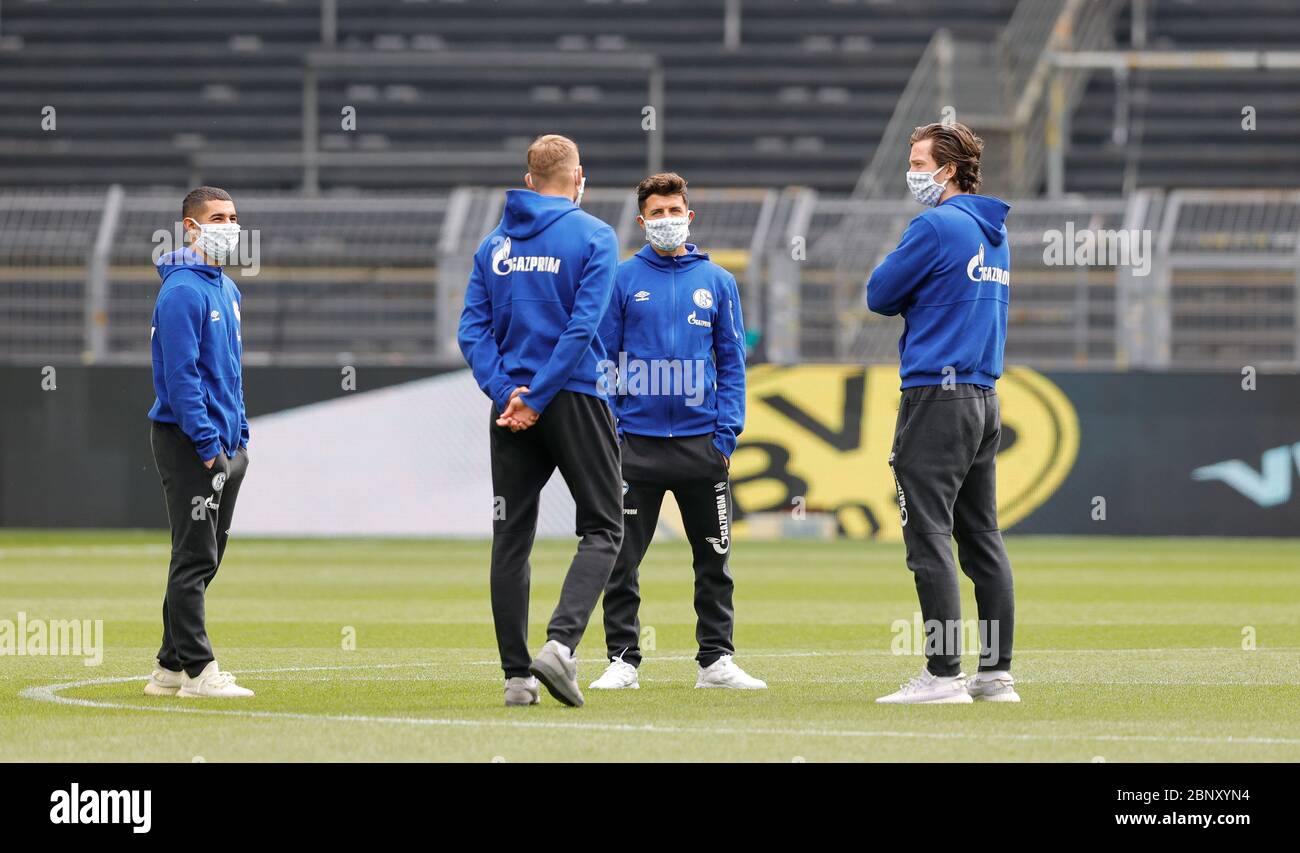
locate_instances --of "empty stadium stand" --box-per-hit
[3,1,1297,371]
[3,0,1298,195]
[0,0,1017,194]
[1066,0,1300,194]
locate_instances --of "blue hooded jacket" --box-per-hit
[866,194,1012,389]
[599,243,746,458]
[147,246,248,460]
[458,189,619,413]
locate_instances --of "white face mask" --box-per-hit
[906,166,948,207]
[192,222,241,264]
[643,215,690,251]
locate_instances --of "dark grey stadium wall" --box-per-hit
[1,367,1297,535]
[1011,372,1300,537]
[0,366,446,529]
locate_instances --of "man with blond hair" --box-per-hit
[458,134,622,708]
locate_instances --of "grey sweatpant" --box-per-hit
[888,383,1015,677]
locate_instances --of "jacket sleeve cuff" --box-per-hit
[713,430,738,459]
[519,388,553,414]
[195,437,223,461]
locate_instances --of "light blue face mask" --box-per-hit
[906,166,948,207]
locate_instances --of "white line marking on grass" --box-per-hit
[18,664,1300,749]
[294,647,1295,672]
[0,545,169,559]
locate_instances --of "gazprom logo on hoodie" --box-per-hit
[491,237,562,276]
[966,243,1009,285]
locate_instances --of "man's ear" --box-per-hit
[524,173,534,190]
[635,214,645,228]
[687,209,695,223]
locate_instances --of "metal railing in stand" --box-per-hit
[1045,47,1300,198]
[847,0,1120,201]
[84,185,124,364]
[851,28,954,200]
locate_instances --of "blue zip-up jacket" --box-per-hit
[458,189,619,413]
[147,246,248,461]
[866,194,1012,389]
[598,243,747,458]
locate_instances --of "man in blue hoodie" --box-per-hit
[144,186,253,700]
[588,172,765,692]
[866,123,1019,705]
[458,134,622,708]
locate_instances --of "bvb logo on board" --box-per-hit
[727,365,1079,542]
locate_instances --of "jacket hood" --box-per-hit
[156,247,223,284]
[501,189,581,239]
[940,194,1011,247]
[633,242,711,270]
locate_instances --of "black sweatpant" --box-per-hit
[888,384,1014,677]
[489,390,623,678]
[151,421,248,678]
[601,432,736,669]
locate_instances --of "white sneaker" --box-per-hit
[143,661,183,696]
[176,661,254,698]
[695,655,767,690]
[589,656,639,690]
[504,676,541,706]
[876,667,972,704]
[528,640,583,707]
[967,670,1020,702]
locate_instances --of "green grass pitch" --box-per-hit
[1,530,1298,762]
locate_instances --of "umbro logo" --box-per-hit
[634,290,651,302]
[209,309,221,322]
